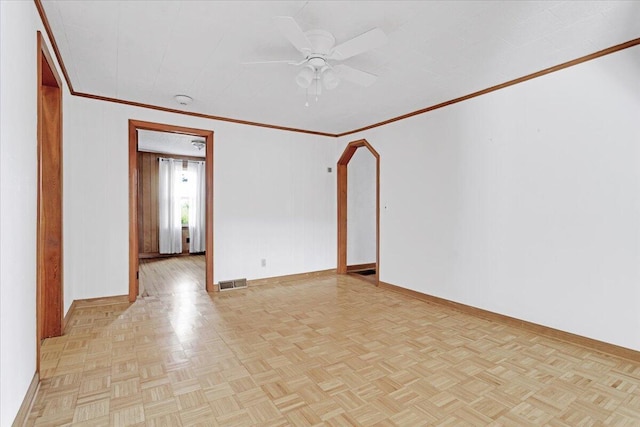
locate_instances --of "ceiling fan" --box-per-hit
[245,17,388,101]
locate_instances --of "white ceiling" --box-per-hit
[138,130,206,158]
[41,1,640,135]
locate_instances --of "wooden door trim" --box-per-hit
[128,120,214,301]
[337,139,380,285]
[37,31,64,373]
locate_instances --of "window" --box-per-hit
[178,169,194,226]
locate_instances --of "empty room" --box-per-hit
[2,0,640,425]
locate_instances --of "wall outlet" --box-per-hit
[261,258,266,267]
[327,167,332,173]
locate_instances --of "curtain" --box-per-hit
[188,161,206,253]
[158,158,183,254]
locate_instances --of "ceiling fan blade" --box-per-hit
[333,64,378,87]
[241,59,300,65]
[273,16,313,53]
[330,28,387,60]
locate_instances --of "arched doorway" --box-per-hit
[337,139,380,284]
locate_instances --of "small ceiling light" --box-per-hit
[191,140,205,150]
[295,66,315,89]
[174,94,193,106]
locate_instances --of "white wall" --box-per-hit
[347,148,376,265]
[339,45,640,351]
[64,96,336,310]
[0,2,69,424]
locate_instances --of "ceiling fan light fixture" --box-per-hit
[322,67,340,90]
[296,65,315,88]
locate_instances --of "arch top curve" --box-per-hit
[338,139,379,165]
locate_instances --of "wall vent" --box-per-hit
[218,278,247,291]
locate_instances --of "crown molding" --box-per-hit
[76,92,337,137]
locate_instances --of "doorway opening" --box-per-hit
[337,139,380,285]
[128,120,214,301]
[36,31,63,372]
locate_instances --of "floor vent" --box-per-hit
[218,278,248,291]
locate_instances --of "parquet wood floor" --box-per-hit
[27,258,640,426]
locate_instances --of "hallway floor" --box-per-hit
[139,255,206,296]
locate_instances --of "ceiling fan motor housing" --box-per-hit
[304,30,336,55]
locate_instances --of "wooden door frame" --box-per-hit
[128,120,214,301]
[37,31,64,372]
[337,139,380,284]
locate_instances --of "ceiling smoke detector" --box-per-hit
[174,94,193,106]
